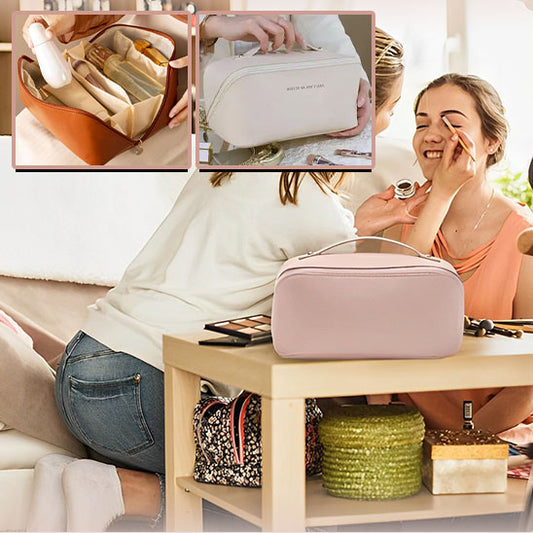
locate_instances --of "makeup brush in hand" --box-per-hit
[517,228,533,256]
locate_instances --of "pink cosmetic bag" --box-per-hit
[271,237,464,360]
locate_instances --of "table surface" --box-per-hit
[164,331,533,398]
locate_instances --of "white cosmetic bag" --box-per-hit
[203,45,362,147]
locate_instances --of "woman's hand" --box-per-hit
[23,14,76,49]
[202,15,305,52]
[328,78,371,137]
[431,130,477,200]
[168,57,188,129]
[355,182,430,236]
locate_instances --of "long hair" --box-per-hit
[210,172,347,205]
[374,27,404,114]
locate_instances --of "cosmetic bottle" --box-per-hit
[462,400,474,430]
[28,23,72,89]
[86,44,165,101]
[72,60,105,90]
[134,39,169,66]
[394,179,415,199]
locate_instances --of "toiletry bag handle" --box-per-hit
[301,236,438,261]
[239,43,322,58]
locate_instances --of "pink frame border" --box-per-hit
[195,10,376,172]
[11,10,193,171]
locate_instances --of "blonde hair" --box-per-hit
[210,172,346,205]
[414,74,508,168]
[375,27,404,114]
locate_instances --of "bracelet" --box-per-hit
[199,14,218,50]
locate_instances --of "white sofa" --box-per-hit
[0,277,109,531]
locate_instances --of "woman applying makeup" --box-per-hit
[373,74,533,437]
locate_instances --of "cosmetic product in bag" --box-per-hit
[86,43,165,101]
[72,60,105,90]
[134,39,169,66]
[28,23,72,89]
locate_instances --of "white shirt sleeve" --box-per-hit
[269,177,357,261]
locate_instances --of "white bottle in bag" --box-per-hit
[28,23,72,89]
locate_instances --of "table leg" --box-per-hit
[164,365,202,531]
[261,397,306,531]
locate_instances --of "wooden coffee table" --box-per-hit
[164,332,533,531]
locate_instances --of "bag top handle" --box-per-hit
[300,236,440,262]
[239,43,322,58]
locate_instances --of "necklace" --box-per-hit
[472,187,495,231]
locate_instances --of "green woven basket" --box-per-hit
[318,405,425,500]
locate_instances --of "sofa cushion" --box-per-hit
[0,429,80,470]
[0,469,34,532]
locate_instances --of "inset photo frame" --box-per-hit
[195,11,375,170]
[12,11,191,169]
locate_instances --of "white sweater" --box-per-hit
[83,172,356,371]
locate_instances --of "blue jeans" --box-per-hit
[55,331,165,474]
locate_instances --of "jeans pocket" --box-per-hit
[66,374,155,455]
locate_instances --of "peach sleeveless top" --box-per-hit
[401,208,533,320]
[397,206,533,430]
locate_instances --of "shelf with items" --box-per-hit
[176,475,528,529]
[164,333,533,531]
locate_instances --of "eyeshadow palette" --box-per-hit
[204,315,272,341]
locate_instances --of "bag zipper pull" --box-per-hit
[134,139,143,155]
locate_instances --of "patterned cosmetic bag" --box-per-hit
[193,391,323,487]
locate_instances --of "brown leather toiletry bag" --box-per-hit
[18,24,178,165]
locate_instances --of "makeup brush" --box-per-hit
[463,317,486,337]
[517,228,533,256]
[306,154,336,166]
[494,323,533,334]
[441,115,476,162]
[475,318,523,339]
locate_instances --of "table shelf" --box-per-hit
[177,475,528,529]
[165,332,533,531]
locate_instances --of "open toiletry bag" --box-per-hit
[271,236,464,360]
[202,45,362,148]
[18,24,177,165]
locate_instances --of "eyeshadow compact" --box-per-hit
[203,314,272,345]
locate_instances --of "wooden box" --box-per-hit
[422,429,509,494]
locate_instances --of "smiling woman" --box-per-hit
[376,73,533,438]
[402,73,532,318]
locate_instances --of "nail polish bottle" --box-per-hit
[28,23,72,89]
[86,43,165,101]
